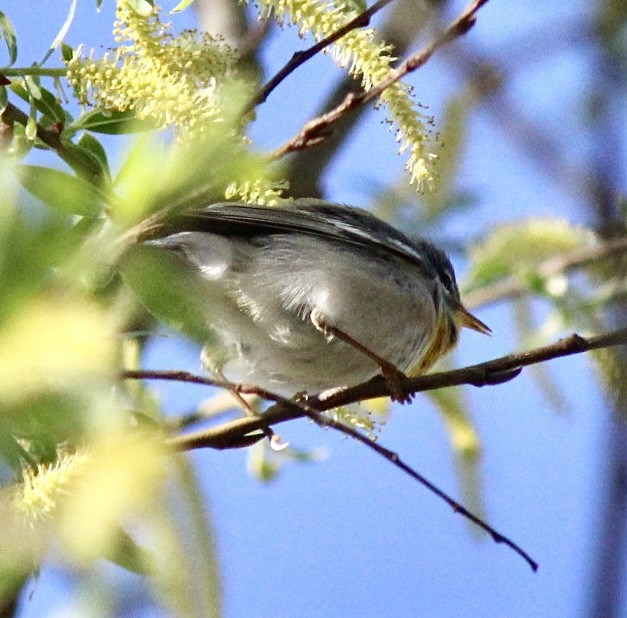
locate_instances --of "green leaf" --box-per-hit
[77,132,111,180]
[23,75,41,100]
[104,528,155,575]
[465,218,595,291]
[25,114,37,141]
[170,0,196,13]
[0,85,7,115]
[339,0,366,13]
[61,140,111,183]
[8,121,33,159]
[0,10,17,66]
[41,0,77,65]
[121,244,215,344]
[111,126,269,224]
[9,80,30,103]
[10,80,67,127]
[61,42,74,63]
[34,87,67,126]
[17,165,104,217]
[427,385,485,525]
[125,0,155,17]
[69,109,155,135]
[248,441,280,482]
[161,446,222,618]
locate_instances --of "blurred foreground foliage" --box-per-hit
[0,0,625,615]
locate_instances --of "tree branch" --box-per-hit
[123,326,627,448]
[0,101,103,184]
[249,0,397,111]
[271,0,489,158]
[300,404,538,572]
[125,372,538,571]
[122,326,627,572]
[284,0,440,197]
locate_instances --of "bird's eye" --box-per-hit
[439,267,459,298]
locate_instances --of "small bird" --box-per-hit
[146,199,490,401]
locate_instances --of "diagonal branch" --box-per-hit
[301,404,538,571]
[249,0,397,110]
[0,101,104,184]
[125,373,538,570]
[272,0,489,158]
[122,326,627,572]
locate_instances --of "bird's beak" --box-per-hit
[456,304,491,335]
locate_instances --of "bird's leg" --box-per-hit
[219,371,289,450]
[310,310,412,404]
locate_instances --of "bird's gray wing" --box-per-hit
[156,200,435,275]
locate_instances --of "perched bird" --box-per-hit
[146,199,490,401]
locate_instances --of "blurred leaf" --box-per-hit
[596,0,627,60]
[170,0,196,13]
[77,132,111,180]
[40,0,77,65]
[17,165,104,216]
[59,436,165,565]
[156,451,221,617]
[1,438,163,596]
[2,396,91,459]
[61,42,74,63]
[0,206,76,320]
[0,10,17,66]
[68,109,155,135]
[465,218,595,291]
[340,0,367,12]
[427,385,485,524]
[0,85,7,114]
[592,345,627,421]
[511,297,567,412]
[9,122,33,158]
[247,439,327,482]
[112,128,270,224]
[0,296,115,407]
[0,434,23,473]
[248,440,280,482]
[121,244,215,343]
[125,0,155,17]
[104,527,155,575]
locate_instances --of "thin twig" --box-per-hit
[272,0,488,158]
[249,0,397,111]
[1,101,103,184]
[302,405,538,571]
[131,372,538,569]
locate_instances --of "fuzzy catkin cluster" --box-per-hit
[253,0,437,188]
[16,450,90,522]
[66,3,241,139]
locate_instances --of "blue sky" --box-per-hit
[9,0,625,616]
